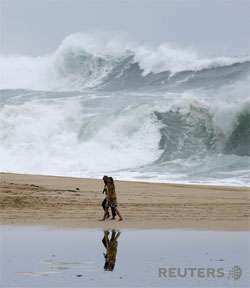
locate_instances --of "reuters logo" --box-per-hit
[159,265,243,281]
[228,265,242,280]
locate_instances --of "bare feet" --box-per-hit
[99,219,105,221]
[109,217,115,220]
[119,218,123,221]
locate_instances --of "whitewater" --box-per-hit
[0,34,249,186]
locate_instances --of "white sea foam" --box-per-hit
[0,33,249,186]
[0,33,248,90]
[0,98,162,175]
[134,43,249,76]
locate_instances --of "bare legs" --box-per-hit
[99,206,123,221]
[113,207,123,221]
[99,206,109,221]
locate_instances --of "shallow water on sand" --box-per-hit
[0,226,249,287]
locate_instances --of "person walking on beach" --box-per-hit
[102,175,116,219]
[100,177,123,221]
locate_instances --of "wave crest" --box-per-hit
[154,99,250,164]
[0,33,249,91]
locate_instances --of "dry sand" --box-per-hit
[0,173,249,231]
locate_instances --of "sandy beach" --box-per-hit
[0,173,249,231]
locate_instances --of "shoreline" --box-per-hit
[1,172,249,231]
[1,171,249,189]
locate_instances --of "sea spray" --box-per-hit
[0,33,249,91]
[0,33,249,185]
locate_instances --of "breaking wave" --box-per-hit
[0,33,249,185]
[0,33,249,91]
[0,91,249,177]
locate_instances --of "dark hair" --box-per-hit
[104,261,115,271]
[103,175,108,181]
[109,177,114,185]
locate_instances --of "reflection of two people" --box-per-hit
[102,230,121,271]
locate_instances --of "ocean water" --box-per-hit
[0,34,249,186]
[1,226,249,287]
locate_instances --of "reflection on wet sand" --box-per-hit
[102,230,121,271]
[2,227,248,287]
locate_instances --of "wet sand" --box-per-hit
[2,226,249,287]
[0,173,249,231]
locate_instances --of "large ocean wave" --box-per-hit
[1,33,249,91]
[0,90,249,184]
[0,33,249,185]
[0,97,161,173]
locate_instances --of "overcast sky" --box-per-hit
[1,0,249,57]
